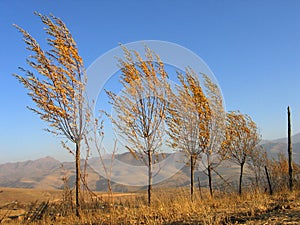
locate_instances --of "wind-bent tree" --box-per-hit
[200,74,225,197]
[222,111,260,195]
[167,68,211,201]
[14,13,88,217]
[106,46,169,205]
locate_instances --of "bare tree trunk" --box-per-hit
[190,154,195,201]
[255,171,259,189]
[197,176,203,199]
[208,165,213,197]
[287,106,293,192]
[148,151,152,206]
[264,166,273,195]
[239,162,245,195]
[75,141,81,217]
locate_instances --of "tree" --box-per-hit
[222,111,260,195]
[14,13,88,217]
[106,46,169,205]
[247,146,267,190]
[167,68,211,201]
[200,74,225,197]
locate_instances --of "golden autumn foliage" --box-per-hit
[222,111,260,163]
[106,45,169,205]
[166,68,212,199]
[222,111,260,194]
[199,73,226,196]
[14,13,88,217]
[13,13,87,141]
[167,68,211,155]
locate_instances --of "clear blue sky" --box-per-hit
[1,0,300,163]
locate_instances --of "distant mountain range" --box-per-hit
[0,154,193,192]
[261,132,300,162]
[0,133,299,191]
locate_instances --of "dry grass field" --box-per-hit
[0,187,300,224]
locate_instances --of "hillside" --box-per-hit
[261,133,300,162]
[1,133,299,191]
[0,153,238,192]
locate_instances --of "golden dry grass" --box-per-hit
[0,187,300,224]
[0,187,62,205]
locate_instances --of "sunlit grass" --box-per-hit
[1,187,299,224]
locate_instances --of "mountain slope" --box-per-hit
[0,156,61,189]
[0,154,226,192]
[269,133,300,144]
[1,133,300,191]
[261,133,300,162]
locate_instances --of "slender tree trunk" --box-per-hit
[208,165,213,197]
[197,176,203,200]
[239,162,245,195]
[148,150,152,205]
[190,154,195,201]
[287,106,293,192]
[264,166,273,195]
[75,141,81,217]
[255,171,259,189]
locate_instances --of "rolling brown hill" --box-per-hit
[261,132,300,162]
[0,153,225,192]
[1,133,299,191]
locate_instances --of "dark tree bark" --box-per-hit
[148,151,153,205]
[75,141,81,218]
[265,166,273,195]
[239,161,245,195]
[190,154,195,201]
[287,106,293,192]
[208,165,213,197]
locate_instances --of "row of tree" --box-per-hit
[13,14,295,218]
[107,46,262,202]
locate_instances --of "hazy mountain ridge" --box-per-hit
[268,132,300,144]
[1,133,299,191]
[261,133,300,162]
[0,153,190,191]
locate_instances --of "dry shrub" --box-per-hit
[268,153,300,192]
